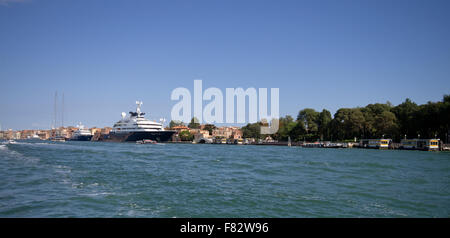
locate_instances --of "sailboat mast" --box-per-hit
[54,91,57,129]
[62,93,64,128]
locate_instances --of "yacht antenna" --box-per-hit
[136,101,143,115]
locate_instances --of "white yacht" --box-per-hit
[69,123,93,141]
[101,101,175,142]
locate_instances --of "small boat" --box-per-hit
[7,139,16,144]
[136,139,157,144]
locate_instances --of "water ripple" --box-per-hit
[0,140,449,217]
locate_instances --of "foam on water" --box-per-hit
[79,192,116,197]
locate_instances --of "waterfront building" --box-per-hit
[90,127,113,141]
[212,127,233,139]
[400,139,440,151]
[169,125,190,142]
[64,126,79,139]
[20,130,36,139]
[191,129,211,143]
[190,129,210,138]
[37,130,50,140]
[231,128,243,140]
[89,127,101,135]
[13,131,21,140]
[172,125,190,132]
[359,139,392,149]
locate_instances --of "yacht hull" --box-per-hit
[100,131,175,142]
[69,135,93,141]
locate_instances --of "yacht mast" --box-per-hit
[53,91,57,129]
[62,93,64,128]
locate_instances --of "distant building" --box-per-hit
[231,128,243,140]
[64,126,78,139]
[89,127,112,141]
[400,138,439,151]
[90,127,102,135]
[37,130,50,140]
[172,125,190,132]
[13,131,21,140]
[58,127,69,138]
[20,130,36,139]
[190,129,211,142]
[4,130,13,140]
[211,126,242,140]
[212,127,233,139]
[101,127,112,135]
[169,126,190,142]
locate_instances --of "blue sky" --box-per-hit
[0,0,449,130]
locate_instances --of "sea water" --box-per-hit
[0,140,449,217]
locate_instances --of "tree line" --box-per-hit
[242,95,450,143]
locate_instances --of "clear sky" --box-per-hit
[0,0,449,130]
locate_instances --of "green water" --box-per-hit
[0,140,449,217]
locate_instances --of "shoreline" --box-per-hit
[7,139,448,152]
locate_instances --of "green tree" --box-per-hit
[273,115,295,140]
[297,109,319,140]
[441,95,450,143]
[289,121,306,141]
[257,95,450,143]
[373,110,398,138]
[188,117,200,129]
[361,103,395,138]
[169,120,184,128]
[242,122,261,139]
[391,98,419,138]
[203,124,216,135]
[332,108,365,140]
[179,130,193,141]
[318,109,332,140]
[415,101,442,139]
